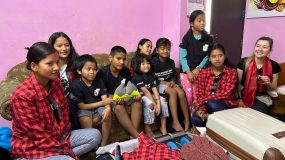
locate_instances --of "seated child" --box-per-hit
[70,54,112,146]
[132,54,169,137]
[97,46,142,138]
[130,38,152,75]
[152,38,190,131]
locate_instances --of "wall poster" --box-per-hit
[187,0,205,16]
[247,0,285,18]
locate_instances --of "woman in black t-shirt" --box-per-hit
[237,36,281,114]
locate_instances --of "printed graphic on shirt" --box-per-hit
[203,44,209,52]
[121,78,126,85]
[94,88,100,96]
[155,69,173,81]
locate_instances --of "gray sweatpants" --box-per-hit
[15,128,102,160]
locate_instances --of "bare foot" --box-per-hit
[172,122,184,132]
[184,121,190,132]
[145,125,155,138]
[190,126,200,135]
[160,127,168,135]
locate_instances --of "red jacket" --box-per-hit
[10,73,77,159]
[194,66,238,110]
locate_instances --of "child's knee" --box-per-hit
[166,87,177,96]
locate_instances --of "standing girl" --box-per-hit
[192,43,238,127]
[10,42,101,160]
[132,54,169,136]
[152,38,190,132]
[179,10,213,113]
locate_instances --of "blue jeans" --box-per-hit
[192,100,227,127]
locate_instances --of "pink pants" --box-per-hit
[180,73,196,114]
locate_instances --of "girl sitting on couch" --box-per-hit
[10,42,101,159]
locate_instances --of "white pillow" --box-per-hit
[267,90,278,97]
[277,85,285,95]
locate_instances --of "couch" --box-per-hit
[0,52,160,144]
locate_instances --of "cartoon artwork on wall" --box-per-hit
[247,0,285,18]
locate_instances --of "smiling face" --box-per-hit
[31,52,59,84]
[191,14,205,33]
[139,58,151,74]
[209,49,225,68]
[254,40,271,59]
[139,41,152,56]
[156,45,171,59]
[53,37,71,60]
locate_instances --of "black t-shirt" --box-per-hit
[97,64,131,94]
[151,56,177,83]
[237,57,281,86]
[132,72,157,95]
[69,77,108,104]
[179,29,213,71]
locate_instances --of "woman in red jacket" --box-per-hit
[192,43,238,127]
[10,42,101,160]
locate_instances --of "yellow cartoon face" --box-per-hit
[254,0,285,12]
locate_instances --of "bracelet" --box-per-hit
[196,66,202,71]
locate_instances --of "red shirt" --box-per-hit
[10,73,77,159]
[123,132,181,160]
[194,66,238,111]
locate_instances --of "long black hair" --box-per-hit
[206,43,234,68]
[48,32,79,70]
[136,38,151,53]
[189,10,209,35]
[133,53,153,74]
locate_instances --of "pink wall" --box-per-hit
[161,0,189,66]
[0,0,166,127]
[0,0,164,81]
[242,3,285,63]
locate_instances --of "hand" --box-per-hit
[149,103,155,110]
[116,98,124,105]
[257,75,270,84]
[102,98,113,106]
[132,95,141,101]
[196,110,208,120]
[192,68,199,79]
[169,81,176,88]
[238,99,245,108]
[186,71,195,82]
[154,104,161,115]
[102,107,111,121]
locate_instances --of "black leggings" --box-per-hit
[252,98,270,115]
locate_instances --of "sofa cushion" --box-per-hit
[0,79,21,120]
[0,52,135,121]
[277,85,285,95]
